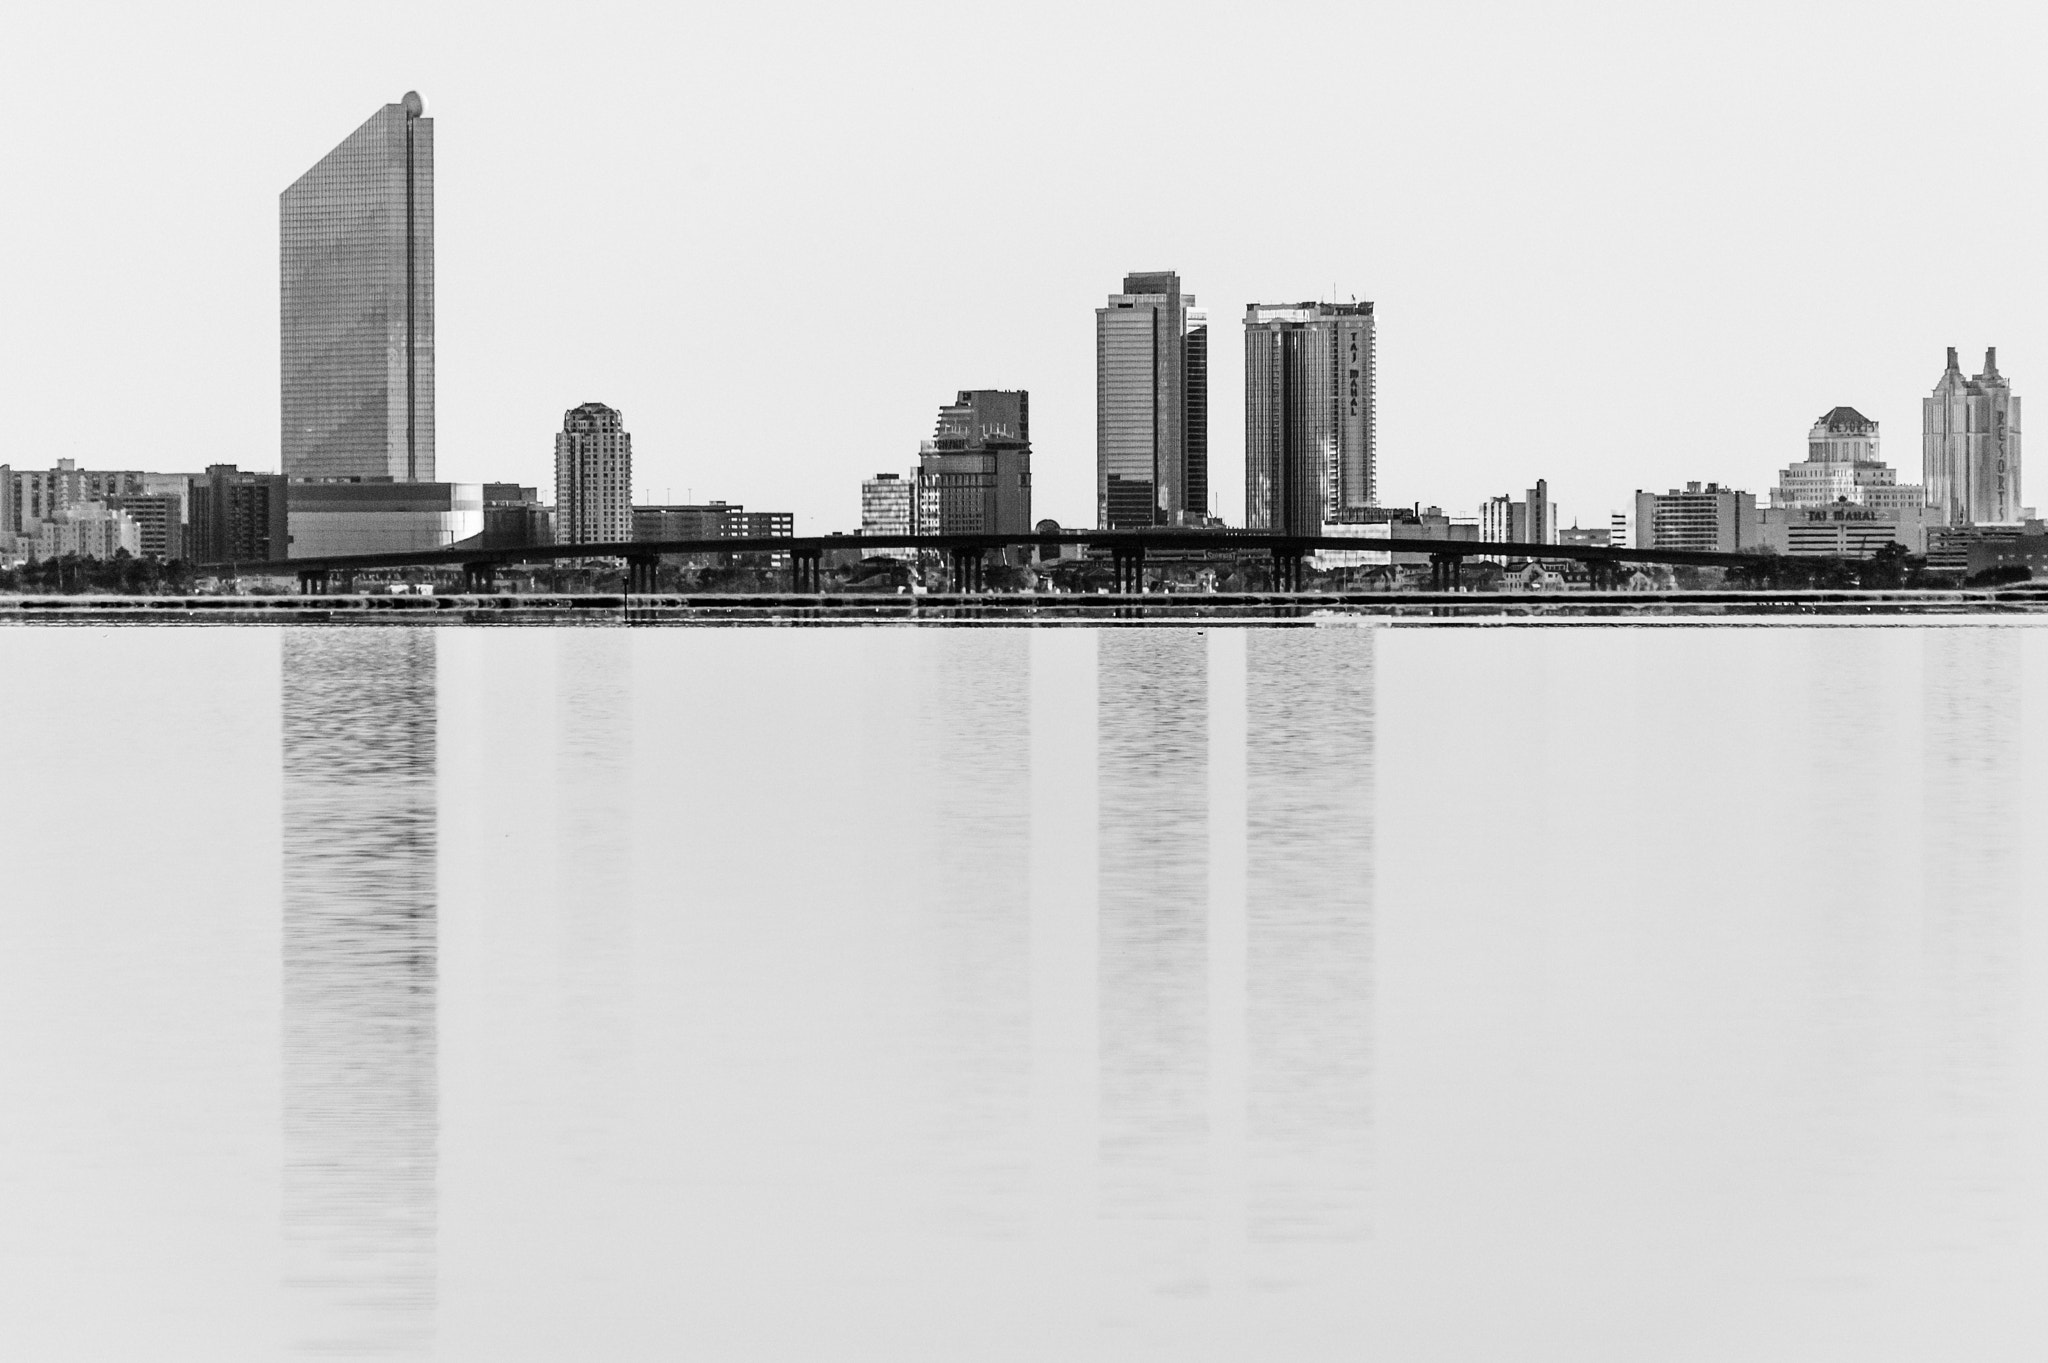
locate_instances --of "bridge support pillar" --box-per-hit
[790,549,824,593]
[461,562,496,594]
[949,548,988,593]
[626,556,660,594]
[1271,549,1304,592]
[1428,553,1464,592]
[1111,547,1145,593]
[297,569,328,596]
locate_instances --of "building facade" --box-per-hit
[104,493,184,560]
[1634,482,1760,553]
[189,466,290,565]
[1774,407,1925,514]
[30,502,141,561]
[281,92,435,483]
[1925,347,2021,525]
[1759,502,1936,557]
[2,460,148,535]
[1098,272,1207,527]
[481,484,553,550]
[554,403,633,546]
[918,389,1031,537]
[1242,301,1376,536]
[860,473,917,555]
[286,482,483,558]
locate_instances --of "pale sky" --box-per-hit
[3,0,2043,533]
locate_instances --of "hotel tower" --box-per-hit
[281,92,435,483]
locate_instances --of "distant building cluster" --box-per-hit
[7,91,2038,591]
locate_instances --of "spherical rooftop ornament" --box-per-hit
[402,91,425,118]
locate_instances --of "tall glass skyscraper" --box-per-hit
[1096,272,1207,528]
[281,92,435,483]
[1243,301,1375,536]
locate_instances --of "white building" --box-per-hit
[1774,407,1925,514]
[32,501,141,561]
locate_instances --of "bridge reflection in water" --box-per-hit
[281,630,439,1356]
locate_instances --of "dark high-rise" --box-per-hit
[1243,301,1376,536]
[188,465,290,564]
[918,389,1032,535]
[1097,272,1208,527]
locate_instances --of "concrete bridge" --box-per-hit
[200,530,1773,596]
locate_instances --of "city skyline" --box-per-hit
[5,8,2047,536]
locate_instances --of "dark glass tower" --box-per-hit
[281,92,435,483]
[1096,271,1207,528]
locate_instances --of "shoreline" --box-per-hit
[5,588,2048,625]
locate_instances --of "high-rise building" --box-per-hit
[1775,407,1925,513]
[281,92,435,483]
[1634,482,1760,553]
[554,403,633,546]
[918,390,1032,536]
[1925,347,2022,525]
[189,465,290,564]
[1098,273,1206,527]
[1525,478,1556,545]
[1243,301,1376,536]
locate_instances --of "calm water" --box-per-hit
[3,622,2046,1360]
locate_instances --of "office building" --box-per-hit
[189,465,290,564]
[555,403,633,546]
[288,482,483,558]
[1477,481,1554,558]
[1634,482,1760,553]
[281,92,435,482]
[1773,407,1925,514]
[1099,273,1207,527]
[31,502,141,561]
[1961,521,2048,577]
[918,389,1031,536]
[481,484,552,550]
[103,493,184,560]
[1479,494,1524,546]
[1925,347,2021,525]
[1243,300,1376,536]
[860,473,917,556]
[632,503,793,542]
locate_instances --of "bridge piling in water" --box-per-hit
[790,549,824,593]
[626,556,659,594]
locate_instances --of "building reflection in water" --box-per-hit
[1096,631,1210,1256]
[281,629,439,1356]
[1919,628,2023,1260]
[1244,630,1374,1246]
[1092,626,1377,1300]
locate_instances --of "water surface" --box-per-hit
[2,623,2045,1360]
